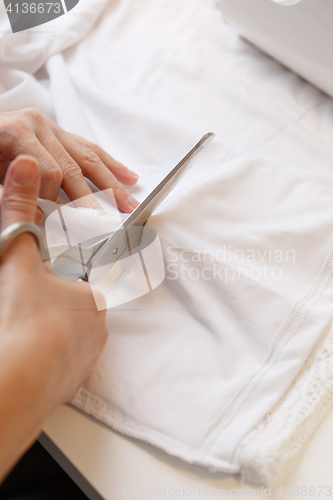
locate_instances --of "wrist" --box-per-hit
[0,333,54,481]
[0,320,70,424]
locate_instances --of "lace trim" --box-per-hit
[235,319,333,486]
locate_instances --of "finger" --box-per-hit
[0,184,3,220]
[5,134,63,201]
[36,128,103,210]
[72,134,139,185]
[90,147,139,186]
[89,146,138,186]
[0,183,43,224]
[63,145,139,213]
[2,156,40,229]
[50,130,140,213]
[44,119,140,186]
[35,206,44,224]
[1,156,41,262]
[0,153,9,182]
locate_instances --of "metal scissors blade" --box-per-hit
[86,132,215,272]
[52,132,215,280]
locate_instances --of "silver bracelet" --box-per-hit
[0,222,49,261]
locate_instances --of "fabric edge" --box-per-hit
[235,319,333,485]
[71,388,239,476]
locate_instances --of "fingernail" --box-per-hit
[12,156,38,187]
[127,169,139,179]
[128,194,140,209]
[35,207,44,225]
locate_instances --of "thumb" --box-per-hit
[1,156,40,231]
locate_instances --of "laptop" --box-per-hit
[218,0,333,98]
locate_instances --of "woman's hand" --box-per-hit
[0,108,139,213]
[0,156,108,481]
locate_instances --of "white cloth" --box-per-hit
[2,0,333,485]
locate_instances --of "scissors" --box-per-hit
[0,133,215,281]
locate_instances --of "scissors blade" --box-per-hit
[51,132,215,280]
[86,132,215,272]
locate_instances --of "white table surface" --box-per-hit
[40,404,333,500]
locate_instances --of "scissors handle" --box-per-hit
[0,222,49,261]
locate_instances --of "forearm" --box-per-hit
[0,155,107,483]
[0,334,57,482]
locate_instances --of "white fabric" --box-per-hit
[2,0,333,485]
[237,319,333,485]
